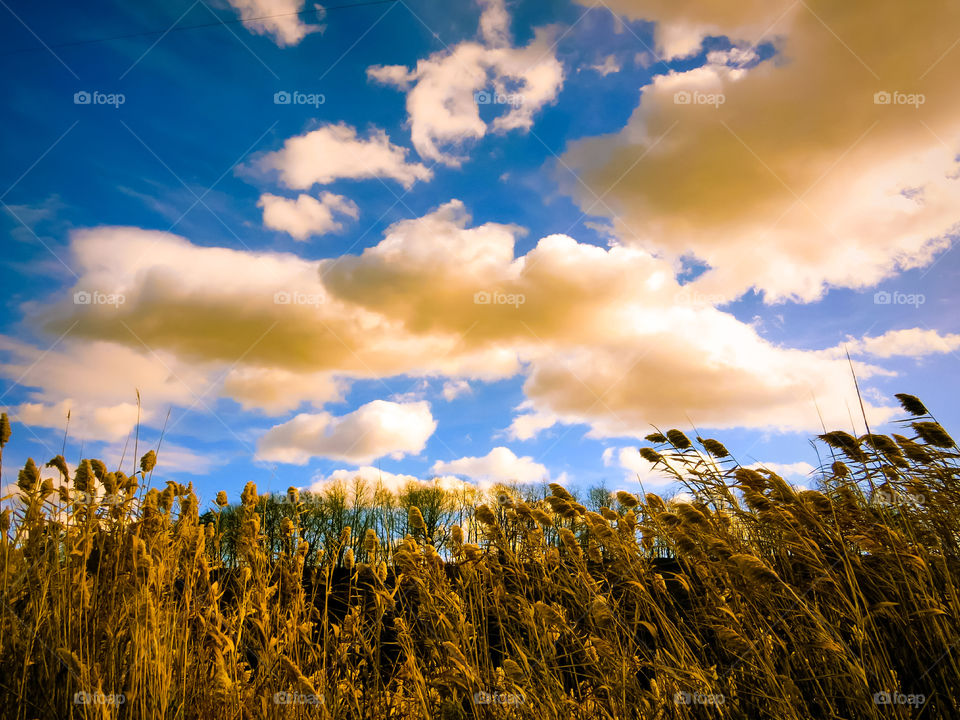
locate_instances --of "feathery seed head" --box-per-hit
[699,438,730,458]
[475,504,497,526]
[913,421,954,448]
[665,429,692,450]
[240,482,258,507]
[364,528,380,553]
[408,506,426,531]
[616,491,639,508]
[0,413,10,447]
[895,393,928,417]
[90,459,108,481]
[17,459,40,494]
[74,459,94,494]
[46,455,69,480]
[139,450,157,474]
[639,448,662,463]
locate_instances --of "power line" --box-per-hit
[0,0,400,56]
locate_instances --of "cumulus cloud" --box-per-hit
[0,335,217,442]
[227,0,324,47]
[588,55,621,76]
[508,411,558,441]
[565,0,960,302]
[442,379,472,401]
[256,123,433,189]
[841,328,960,359]
[308,465,467,496]
[745,460,816,479]
[221,366,345,414]
[602,446,679,488]
[26,203,912,445]
[102,442,219,476]
[256,400,436,465]
[258,192,359,240]
[366,0,563,164]
[10,399,140,444]
[431,446,547,484]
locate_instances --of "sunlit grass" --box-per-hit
[1,394,958,718]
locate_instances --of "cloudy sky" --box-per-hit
[1,0,958,502]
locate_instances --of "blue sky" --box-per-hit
[1,0,958,504]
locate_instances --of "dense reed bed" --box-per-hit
[1,393,958,719]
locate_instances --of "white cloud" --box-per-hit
[259,192,359,240]
[0,335,217,443]
[256,400,436,465]
[366,1,563,164]
[605,446,679,489]
[745,460,816,479]
[23,205,908,446]
[432,446,548,485]
[256,123,433,189]
[508,411,558,440]
[102,442,218,476]
[227,0,324,47]
[588,55,621,76]
[307,465,467,496]
[564,0,960,303]
[442,379,472,401]
[221,366,345,414]
[842,328,960,359]
[10,399,140,444]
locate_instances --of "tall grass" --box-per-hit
[0,393,958,719]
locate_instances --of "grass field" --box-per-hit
[1,393,958,719]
